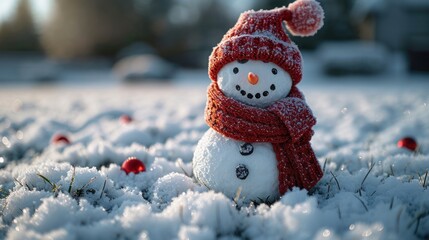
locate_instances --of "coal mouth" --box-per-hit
[235,84,276,99]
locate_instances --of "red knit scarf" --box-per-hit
[205,83,323,195]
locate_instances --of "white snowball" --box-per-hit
[163,191,239,235]
[152,172,197,208]
[178,226,216,240]
[217,60,292,108]
[2,189,51,224]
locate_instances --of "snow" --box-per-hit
[1,68,429,239]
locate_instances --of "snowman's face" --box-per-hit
[217,60,292,108]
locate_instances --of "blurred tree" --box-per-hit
[134,0,176,52]
[40,0,242,66]
[190,0,235,50]
[0,0,40,51]
[41,0,141,59]
[318,0,357,41]
[139,0,235,67]
[144,0,234,58]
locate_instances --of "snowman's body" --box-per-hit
[193,128,280,202]
[193,60,293,202]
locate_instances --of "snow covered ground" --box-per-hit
[1,55,429,239]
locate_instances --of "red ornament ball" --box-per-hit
[51,134,70,144]
[120,115,133,124]
[397,137,418,151]
[121,157,146,174]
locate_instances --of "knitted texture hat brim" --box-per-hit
[209,35,302,85]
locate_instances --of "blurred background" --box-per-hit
[0,0,428,86]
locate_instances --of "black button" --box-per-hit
[239,143,254,156]
[236,164,249,180]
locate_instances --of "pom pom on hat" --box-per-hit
[286,0,324,37]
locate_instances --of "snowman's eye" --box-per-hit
[233,67,239,74]
[272,68,278,75]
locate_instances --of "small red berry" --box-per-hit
[120,115,133,124]
[51,134,70,144]
[397,137,418,151]
[121,157,146,174]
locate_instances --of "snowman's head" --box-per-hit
[209,0,325,102]
[217,60,292,108]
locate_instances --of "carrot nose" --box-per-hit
[247,72,259,85]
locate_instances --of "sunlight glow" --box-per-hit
[31,0,53,24]
[0,0,52,24]
[0,0,17,22]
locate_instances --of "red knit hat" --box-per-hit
[209,0,324,85]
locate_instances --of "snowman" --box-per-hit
[193,0,325,203]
